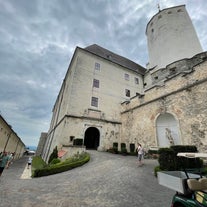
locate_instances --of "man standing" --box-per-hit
[0,151,10,177]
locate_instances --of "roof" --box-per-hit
[84,44,146,75]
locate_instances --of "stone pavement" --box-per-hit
[0,151,174,207]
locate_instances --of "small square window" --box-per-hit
[95,62,100,71]
[135,77,139,84]
[125,89,130,97]
[91,97,98,107]
[124,73,129,81]
[70,136,74,142]
[93,79,99,88]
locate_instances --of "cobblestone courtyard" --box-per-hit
[0,151,174,207]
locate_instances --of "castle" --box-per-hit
[39,5,207,161]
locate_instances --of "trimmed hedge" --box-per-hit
[113,142,118,148]
[48,146,58,164]
[120,143,127,154]
[73,138,83,146]
[121,143,126,149]
[158,145,202,171]
[33,152,90,177]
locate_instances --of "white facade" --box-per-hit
[42,46,145,161]
[146,5,203,70]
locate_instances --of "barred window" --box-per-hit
[125,89,130,97]
[135,77,139,84]
[95,62,100,71]
[93,79,99,88]
[124,73,129,81]
[91,97,98,107]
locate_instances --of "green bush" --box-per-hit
[48,146,58,164]
[120,143,127,155]
[121,143,126,149]
[158,145,203,171]
[49,158,61,165]
[33,152,90,177]
[121,147,127,155]
[31,156,47,177]
[158,148,175,170]
[154,165,161,177]
[32,156,47,169]
[73,138,83,146]
[113,142,118,148]
[130,143,135,153]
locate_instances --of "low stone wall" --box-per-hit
[60,146,86,161]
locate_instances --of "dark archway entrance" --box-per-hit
[84,127,100,150]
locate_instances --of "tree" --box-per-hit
[48,146,58,164]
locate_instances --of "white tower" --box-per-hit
[146,5,203,69]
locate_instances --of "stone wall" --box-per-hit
[0,115,25,159]
[121,59,207,152]
[36,132,48,156]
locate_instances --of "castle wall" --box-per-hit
[43,115,121,161]
[36,132,47,156]
[121,60,207,152]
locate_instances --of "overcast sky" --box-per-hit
[0,0,206,147]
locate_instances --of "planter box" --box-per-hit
[157,171,200,194]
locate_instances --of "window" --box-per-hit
[135,77,139,84]
[95,62,100,71]
[107,54,112,59]
[125,89,130,97]
[91,97,98,107]
[124,73,129,81]
[170,67,176,74]
[70,136,74,142]
[93,79,99,88]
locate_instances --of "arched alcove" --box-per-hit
[156,113,181,147]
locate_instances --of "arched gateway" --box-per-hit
[84,127,100,150]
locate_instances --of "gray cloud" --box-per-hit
[0,0,206,146]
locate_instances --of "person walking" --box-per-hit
[0,151,10,177]
[137,143,144,167]
[27,156,32,169]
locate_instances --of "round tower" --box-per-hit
[146,5,203,69]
